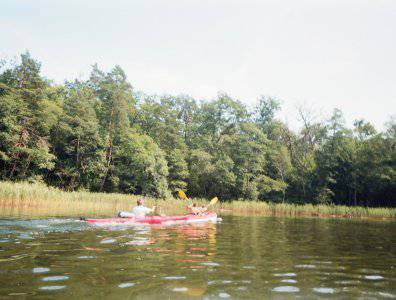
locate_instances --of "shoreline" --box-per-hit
[1,181,395,220]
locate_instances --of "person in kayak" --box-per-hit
[132,199,156,217]
[187,203,208,215]
[118,199,156,218]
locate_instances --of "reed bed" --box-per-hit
[220,200,396,219]
[0,181,395,219]
[0,181,206,217]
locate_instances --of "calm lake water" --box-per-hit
[0,216,395,299]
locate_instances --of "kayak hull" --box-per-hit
[85,213,218,225]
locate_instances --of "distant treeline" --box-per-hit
[0,52,395,207]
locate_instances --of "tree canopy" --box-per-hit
[0,52,394,206]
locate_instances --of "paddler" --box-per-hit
[118,199,156,218]
[187,203,208,215]
[132,199,156,217]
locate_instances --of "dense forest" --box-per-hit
[0,53,395,207]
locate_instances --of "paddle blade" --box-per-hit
[210,197,218,205]
[178,190,187,199]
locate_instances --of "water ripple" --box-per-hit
[118,282,135,288]
[100,238,116,244]
[365,275,384,280]
[313,287,335,294]
[218,292,231,298]
[163,276,186,280]
[274,273,296,277]
[42,276,69,282]
[242,265,256,269]
[281,279,297,283]
[33,267,50,274]
[172,287,188,292]
[272,286,300,293]
[201,262,220,267]
[40,285,66,291]
[378,292,396,299]
[295,264,316,269]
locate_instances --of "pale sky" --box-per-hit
[1,0,395,130]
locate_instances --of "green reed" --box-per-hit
[0,181,395,219]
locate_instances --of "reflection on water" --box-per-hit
[42,275,69,282]
[33,267,50,273]
[118,282,135,288]
[0,216,395,299]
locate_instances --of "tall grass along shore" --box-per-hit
[0,181,395,219]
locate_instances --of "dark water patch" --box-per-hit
[0,216,395,299]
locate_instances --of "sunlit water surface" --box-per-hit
[0,216,395,299]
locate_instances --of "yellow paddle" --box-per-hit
[209,197,218,206]
[178,190,187,200]
[179,191,218,208]
[178,190,192,206]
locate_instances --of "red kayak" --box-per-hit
[85,213,218,225]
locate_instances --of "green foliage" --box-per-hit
[0,52,56,180]
[136,95,189,192]
[254,96,280,132]
[49,81,105,191]
[188,150,214,197]
[88,64,136,191]
[115,132,169,198]
[167,148,189,192]
[0,52,395,206]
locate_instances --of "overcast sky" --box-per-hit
[1,0,395,130]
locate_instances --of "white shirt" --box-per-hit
[132,205,152,217]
